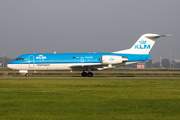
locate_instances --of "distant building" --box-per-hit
[137,63,145,69]
[174,59,180,63]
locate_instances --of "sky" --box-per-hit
[0,0,180,61]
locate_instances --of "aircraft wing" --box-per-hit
[69,62,126,71]
[69,63,107,71]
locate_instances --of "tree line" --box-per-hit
[145,59,180,68]
[123,59,180,68]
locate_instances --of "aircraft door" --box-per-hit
[29,55,34,68]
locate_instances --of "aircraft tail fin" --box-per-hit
[113,33,171,54]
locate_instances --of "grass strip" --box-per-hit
[0,78,180,120]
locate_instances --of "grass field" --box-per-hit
[0,78,180,120]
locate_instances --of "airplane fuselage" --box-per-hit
[7,33,169,77]
[8,53,150,71]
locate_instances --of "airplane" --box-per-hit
[7,33,170,77]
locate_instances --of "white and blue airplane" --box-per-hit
[7,33,170,77]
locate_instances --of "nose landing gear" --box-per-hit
[81,71,93,77]
[25,73,29,77]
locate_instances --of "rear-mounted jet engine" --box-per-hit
[101,55,128,64]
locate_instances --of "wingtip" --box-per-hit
[160,34,172,37]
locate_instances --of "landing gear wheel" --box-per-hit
[81,71,87,77]
[25,73,29,77]
[87,72,93,77]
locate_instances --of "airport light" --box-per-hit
[3,53,6,68]
[170,52,171,68]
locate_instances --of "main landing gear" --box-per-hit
[81,71,93,77]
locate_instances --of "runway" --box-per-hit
[1,76,180,79]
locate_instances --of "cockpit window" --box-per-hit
[16,58,24,61]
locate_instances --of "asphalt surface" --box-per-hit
[1,77,180,79]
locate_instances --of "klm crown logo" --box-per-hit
[135,39,150,49]
[109,57,114,61]
[139,39,146,44]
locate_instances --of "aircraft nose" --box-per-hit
[7,64,11,69]
[7,64,16,69]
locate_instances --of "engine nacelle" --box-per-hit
[101,55,127,64]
